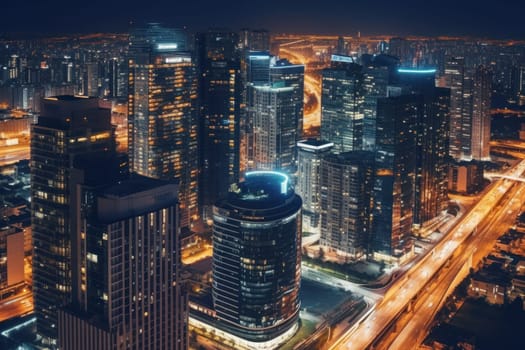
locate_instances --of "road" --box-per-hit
[387,181,524,350]
[0,291,33,323]
[0,142,29,166]
[331,159,525,350]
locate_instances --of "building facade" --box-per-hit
[31,96,116,346]
[319,151,375,259]
[58,176,187,350]
[212,171,302,347]
[128,23,198,228]
[296,139,334,234]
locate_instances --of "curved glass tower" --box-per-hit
[212,171,302,345]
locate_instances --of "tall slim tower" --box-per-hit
[31,96,116,346]
[251,84,297,174]
[444,57,473,160]
[296,139,333,234]
[372,94,418,260]
[398,68,450,225]
[471,65,492,160]
[128,23,198,228]
[321,56,365,153]
[196,30,242,219]
[58,176,187,350]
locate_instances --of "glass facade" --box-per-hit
[128,24,198,228]
[212,172,302,343]
[321,59,365,153]
[372,94,418,258]
[196,31,242,218]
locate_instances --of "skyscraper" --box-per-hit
[196,30,242,219]
[128,23,198,228]
[361,54,399,150]
[471,65,492,160]
[321,55,365,153]
[31,95,116,346]
[372,94,418,261]
[319,151,375,259]
[296,139,334,234]
[444,57,473,160]
[251,84,297,174]
[212,171,302,347]
[58,176,187,350]
[398,68,450,225]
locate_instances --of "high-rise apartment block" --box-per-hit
[319,151,375,259]
[296,139,333,234]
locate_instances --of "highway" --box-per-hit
[331,159,525,350]
[386,181,524,350]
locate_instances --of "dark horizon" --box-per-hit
[1,0,524,40]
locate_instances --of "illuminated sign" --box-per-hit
[157,43,178,50]
[165,57,191,64]
[397,68,437,74]
[331,54,354,63]
[245,171,289,194]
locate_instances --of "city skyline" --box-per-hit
[1,0,524,39]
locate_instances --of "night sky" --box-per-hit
[2,0,524,38]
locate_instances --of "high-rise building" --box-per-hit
[31,95,116,346]
[58,176,187,350]
[251,84,297,174]
[244,55,304,174]
[296,139,333,234]
[372,94,418,261]
[270,59,305,141]
[212,171,302,347]
[321,56,365,153]
[444,57,473,160]
[471,65,492,160]
[398,68,450,225]
[319,151,375,259]
[128,23,198,228]
[361,54,399,150]
[196,30,242,220]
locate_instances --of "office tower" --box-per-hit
[212,171,302,346]
[296,139,333,234]
[398,68,450,225]
[251,84,297,174]
[321,55,365,153]
[108,58,127,98]
[31,96,116,346]
[444,57,473,159]
[270,58,305,141]
[361,54,399,150]
[196,30,242,220]
[372,94,418,261]
[319,151,375,259]
[471,65,492,160]
[128,23,198,228]
[244,54,304,174]
[58,176,187,350]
